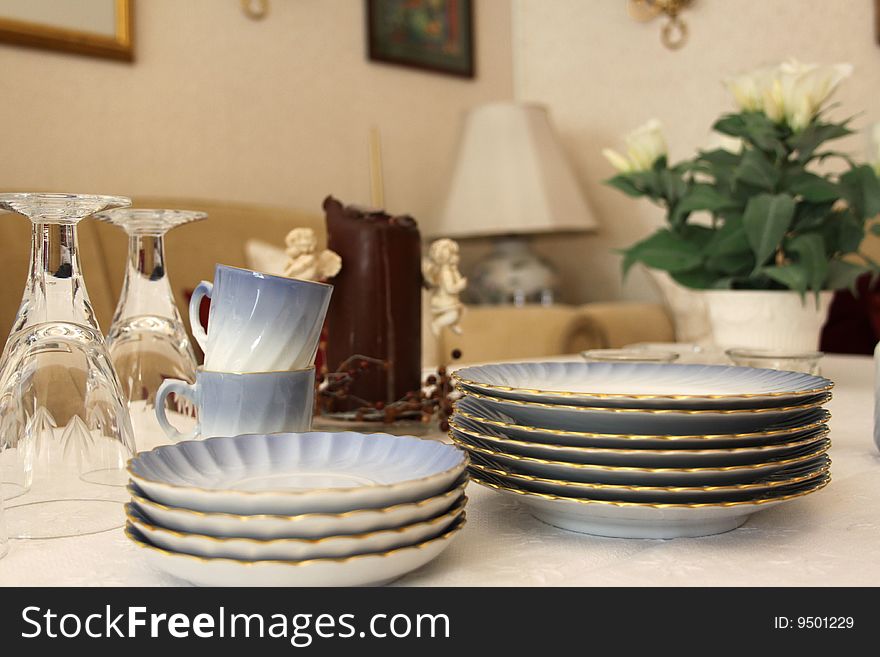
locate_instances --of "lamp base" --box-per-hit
[464,236,559,306]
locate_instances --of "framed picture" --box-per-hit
[0,0,133,61]
[366,0,474,78]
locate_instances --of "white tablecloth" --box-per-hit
[2,355,878,586]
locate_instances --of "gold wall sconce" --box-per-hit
[627,0,693,50]
[241,0,269,20]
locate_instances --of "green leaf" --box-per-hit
[669,184,736,226]
[605,175,645,198]
[742,193,796,270]
[698,148,741,169]
[670,267,717,289]
[794,201,835,231]
[734,149,779,191]
[871,223,880,236]
[658,169,688,204]
[705,217,753,274]
[788,121,852,163]
[621,229,704,275]
[819,209,866,255]
[786,171,840,203]
[840,165,880,219]
[712,114,748,138]
[714,113,785,156]
[761,264,808,294]
[825,259,867,292]
[788,233,828,292]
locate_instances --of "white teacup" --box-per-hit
[189,264,332,372]
[155,367,315,441]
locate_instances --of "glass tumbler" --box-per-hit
[581,348,680,364]
[0,487,8,559]
[0,193,136,539]
[94,209,206,439]
[726,348,824,375]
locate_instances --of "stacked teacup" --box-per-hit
[155,264,332,441]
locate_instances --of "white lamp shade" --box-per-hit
[434,102,598,238]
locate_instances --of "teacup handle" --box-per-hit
[189,280,213,352]
[155,379,200,442]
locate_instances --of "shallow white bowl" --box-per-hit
[471,471,829,539]
[128,432,468,515]
[454,396,830,448]
[457,389,831,436]
[128,479,466,539]
[449,416,830,467]
[126,496,466,561]
[126,516,465,586]
[452,429,831,485]
[453,361,832,409]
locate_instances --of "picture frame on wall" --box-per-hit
[366,0,474,78]
[0,0,133,62]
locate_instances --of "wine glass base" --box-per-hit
[5,499,124,539]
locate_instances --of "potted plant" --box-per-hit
[603,59,880,351]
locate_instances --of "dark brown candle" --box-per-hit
[323,196,422,411]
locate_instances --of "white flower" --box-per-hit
[869,122,880,176]
[725,65,775,113]
[603,119,668,173]
[726,59,852,131]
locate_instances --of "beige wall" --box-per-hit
[0,0,512,223]
[4,0,878,307]
[513,0,880,303]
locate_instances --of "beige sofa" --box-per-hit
[0,196,674,365]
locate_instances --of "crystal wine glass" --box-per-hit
[0,193,136,539]
[94,209,206,443]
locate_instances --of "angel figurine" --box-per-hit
[423,238,467,336]
[283,227,342,282]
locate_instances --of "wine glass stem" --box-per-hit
[114,233,178,320]
[13,222,99,334]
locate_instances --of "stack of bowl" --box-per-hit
[124,431,468,586]
[451,361,832,539]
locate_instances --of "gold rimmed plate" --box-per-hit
[452,431,830,486]
[454,396,830,448]
[452,361,833,409]
[127,477,467,540]
[128,431,467,515]
[449,415,830,467]
[466,452,830,503]
[470,470,829,539]
[126,495,467,561]
[125,515,466,587]
[456,387,832,436]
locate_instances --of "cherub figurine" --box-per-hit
[283,227,342,282]
[423,238,467,336]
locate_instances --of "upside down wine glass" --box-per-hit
[94,209,206,442]
[0,193,136,539]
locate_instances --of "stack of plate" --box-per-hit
[124,432,468,586]
[451,362,833,539]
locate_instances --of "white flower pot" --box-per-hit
[702,290,833,351]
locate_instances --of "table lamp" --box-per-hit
[434,101,597,305]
